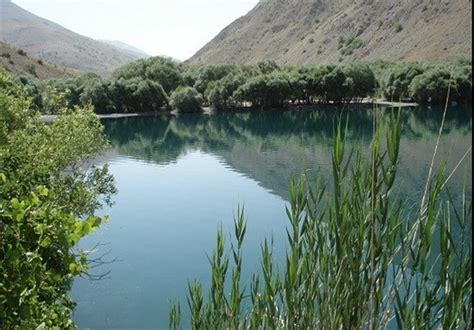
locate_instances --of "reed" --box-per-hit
[169,109,471,329]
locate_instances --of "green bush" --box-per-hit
[0,69,116,328]
[170,86,203,112]
[395,22,403,32]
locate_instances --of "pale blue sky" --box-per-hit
[13,0,259,60]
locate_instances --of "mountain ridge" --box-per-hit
[189,0,472,65]
[98,40,149,59]
[0,1,141,76]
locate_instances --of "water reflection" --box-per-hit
[71,105,471,328]
[103,105,472,203]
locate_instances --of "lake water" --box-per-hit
[71,105,472,329]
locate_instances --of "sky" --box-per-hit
[13,0,260,60]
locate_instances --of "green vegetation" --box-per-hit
[170,86,203,112]
[338,36,363,56]
[9,56,473,114]
[379,62,472,103]
[169,114,472,329]
[0,69,116,328]
[395,22,404,32]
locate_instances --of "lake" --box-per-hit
[71,105,472,329]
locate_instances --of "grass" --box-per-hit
[169,100,472,328]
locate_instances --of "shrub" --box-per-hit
[395,22,403,32]
[1,52,11,58]
[26,63,37,76]
[340,38,363,56]
[170,86,203,112]
[0,69,116,328]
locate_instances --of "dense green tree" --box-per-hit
[409,68,452,104]
[381,63,425,101]
[113,56,183,94]
[342,63,377,101]
[79,79,113,113]
[321,66,349,103]
[191,64,238,94]
[170,86,203,112]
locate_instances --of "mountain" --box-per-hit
[189,0,472,65]
[0,0,140,76]
[0,41,78,79]
[98,40,149,59]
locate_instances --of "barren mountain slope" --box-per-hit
[0,1,139,75]
[98,40,149,59]
[189,0,472,65]
[0,41,78,79]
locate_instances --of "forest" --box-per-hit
[13,57,473,114]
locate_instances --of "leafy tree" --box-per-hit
[79,79,114,113]
[113,57,183,94]
[342,63,377,101]
[191,64,238,94]
[321,66,348,103]
[381,63,425,101]
[409,68,452,104]
[0,68,116,328]
[170,86,203,112]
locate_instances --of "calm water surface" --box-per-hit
[71,106,471,329]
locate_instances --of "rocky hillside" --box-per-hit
[0,41,78,79]
[0,0,140,76]
[98,40,149,59]
[189,0,472,65]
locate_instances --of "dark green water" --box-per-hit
[71,106,471,329]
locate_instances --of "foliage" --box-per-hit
[112,56,183,94]
[170,86,203,112]
[339,37,363,56]
[170,114,472,329]
[409,65,473,104]
[0,69,116,328]
[380,63,425,101]
[13,60,473,114]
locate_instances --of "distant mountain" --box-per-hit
[189,0,472,65]
[0,1,141,76]
[0,41,78,79]
[98,40,149,59]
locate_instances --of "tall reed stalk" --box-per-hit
[169,109,472,329]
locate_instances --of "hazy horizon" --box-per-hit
[12,0,260,61]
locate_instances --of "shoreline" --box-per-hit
[40,100,419,122]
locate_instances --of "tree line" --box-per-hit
[12,57,473,114]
